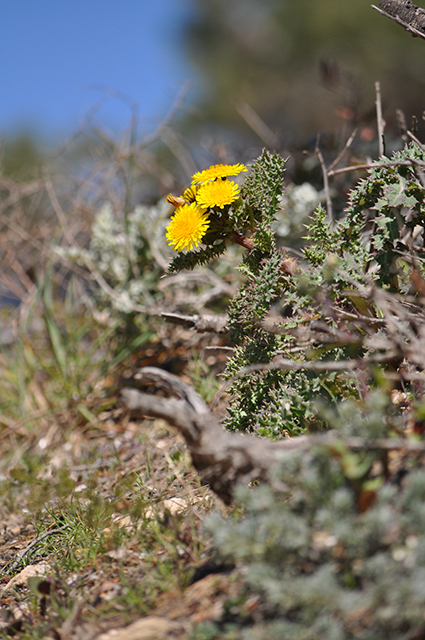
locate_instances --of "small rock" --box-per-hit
[1,562,53,593]
[162,498,187,515]
[94,615,181,640]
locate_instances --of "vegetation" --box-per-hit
[4,127,425,637]
[3,4,425,638]
[204,428,425,639]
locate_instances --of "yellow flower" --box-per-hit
[196,179,240,209]
[166,203,210,252]
[191,163,247,185]
[183,185,199,203]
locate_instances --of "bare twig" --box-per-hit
[396,108,408,141]
[161,128,198,180]
[332,307,387,325]
[161,312,228,333]
[231,231,256,251]
[327,127,358,173]
[314,138,333,225]
[3,525,70,575]
[375,81,385,157]
[134,82,192,153]
[236,100,280,149]
[44,176,77,246]
[159,270,236,312]
[407,129,425,151]
[213,352,401,406]
[0,180,45,216]
[327,158,425,177]
[60,599,85,640]
[49,96,109,162]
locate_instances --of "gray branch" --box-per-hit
[121,367,425,503]
[372,2,425,39]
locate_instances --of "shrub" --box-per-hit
[205,396,425,638]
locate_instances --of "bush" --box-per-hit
[205,408,425,638]
[179,141,425,637]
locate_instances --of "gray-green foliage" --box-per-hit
[205,395,425,639]
[55,199,168,320]
[275,181,324,243]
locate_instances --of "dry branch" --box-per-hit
[372,1,425,39]
[122,366,425,503]
[375,81,385,156]
[161,312,228,333]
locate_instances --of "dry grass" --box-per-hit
[0,110,245,639]
[0,298,237,639]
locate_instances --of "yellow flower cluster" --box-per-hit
[166,163,247,252]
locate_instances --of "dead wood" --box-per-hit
[373,1,425,39]
[121,366,425,503]
[121,367,308,502]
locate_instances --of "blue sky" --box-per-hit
[1,1,197,139]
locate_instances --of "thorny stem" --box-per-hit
[231,231,256,251]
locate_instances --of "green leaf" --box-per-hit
[44,314,68,377]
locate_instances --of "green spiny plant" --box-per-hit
[165,142,425,436]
